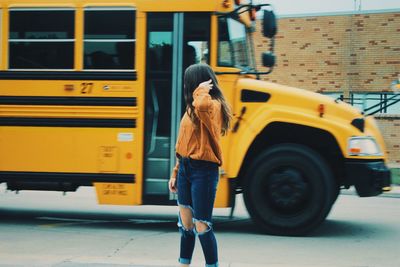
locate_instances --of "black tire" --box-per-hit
[243,143,335,236]
[332,182,340,204]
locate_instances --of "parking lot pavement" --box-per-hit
[53,260,340,267]
[1,185,400,267]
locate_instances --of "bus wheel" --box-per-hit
[332,182,340,204]
[243,143,335,236]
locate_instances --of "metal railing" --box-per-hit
[331,92,400,115]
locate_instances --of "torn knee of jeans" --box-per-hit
[193,218,212,235]
[177,202,195,214]
[178,220,194,237]
[178,221,194,231]
[179,226,195,237]
[177,208,194,232]
[177,202,192,209]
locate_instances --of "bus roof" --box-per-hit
[0,0,235,12]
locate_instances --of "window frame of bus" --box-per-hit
[83,7,136,71]
[217,16,251,69]
[8,7,75,70]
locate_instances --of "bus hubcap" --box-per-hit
[267,168,309,211]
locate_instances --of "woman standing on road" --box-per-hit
[168,63,232,267]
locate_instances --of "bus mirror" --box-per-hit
[263,9,277,38]
[262,52,275,67]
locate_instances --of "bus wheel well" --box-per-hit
[237,122,345,189]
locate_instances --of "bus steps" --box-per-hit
[144,136,170,195]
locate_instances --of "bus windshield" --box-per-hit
[217,16,254,70]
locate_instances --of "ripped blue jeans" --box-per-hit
[177,156,219,267]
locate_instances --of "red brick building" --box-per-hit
[253,9,400,164]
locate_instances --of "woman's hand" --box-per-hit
[198,79,213,92]
[168,177,177,193]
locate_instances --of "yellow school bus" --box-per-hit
[0,0,392,235]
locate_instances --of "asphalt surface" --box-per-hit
[0,185,399,267]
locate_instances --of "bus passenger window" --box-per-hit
[9,9,75,69]
[84,8,136,70]
[183,13,211,69]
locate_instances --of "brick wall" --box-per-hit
[253,10,400,94]
[253,10,400,164]
[375,115,400,167]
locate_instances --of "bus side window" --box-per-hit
[183,13,211,69]
[84,8,136,70]
[9,9,75,69]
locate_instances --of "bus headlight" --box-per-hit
[348,137,382,156]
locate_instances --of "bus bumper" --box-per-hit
[345,161,392,197]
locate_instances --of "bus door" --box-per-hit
[143,12,210,204]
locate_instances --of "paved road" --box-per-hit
[0,185,399,267]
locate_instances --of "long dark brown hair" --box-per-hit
[183,63,232,135]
